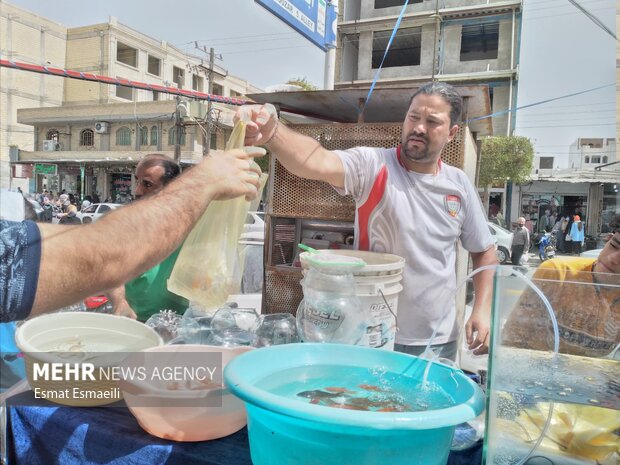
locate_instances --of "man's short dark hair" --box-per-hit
[409,82,463,126]
[138,154,181,185]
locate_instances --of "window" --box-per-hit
[116,42,138,67]
[46,129,59,142]
[230,90,243,98]
[375,0,421,7]
[192,74,204,92]
[372,27,421,68]
[116,85,133,100]
[592,156,601,164]
[147,55,161,76]
[173,66,184,88]
[80,129,94,146]
[140,126,149,146]
[116,127,132,146]
[212,83,223,96]
[603,156,608,163]
[460,22,499,61]
[539,157,553,169]
[585,156,590,163]
[168,126,186,146]
[150,126,158,146]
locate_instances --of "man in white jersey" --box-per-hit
[237,82,497,358]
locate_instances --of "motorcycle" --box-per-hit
[535,231,557,261]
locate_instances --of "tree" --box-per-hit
[478,136,534,221]
[286,77,318,91]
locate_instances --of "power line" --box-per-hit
[517,122,615,128]
[466,83,615,123]
[565,0,616,40]
[525,0,610,12]
[174,31,300,46]
[524,5,612,21]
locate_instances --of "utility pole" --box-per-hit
[206,47,214,156]
[195,43,217,156]
[174,95,182,162]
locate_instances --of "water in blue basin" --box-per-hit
[255,364,455,413]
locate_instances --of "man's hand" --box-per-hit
[106,286,137,319]
[465,308,490,355]
[201,148,264,202]
[113,298,137,320]
[234,104,278,147]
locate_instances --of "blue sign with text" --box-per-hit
[256,0,337,51]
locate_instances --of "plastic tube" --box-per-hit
[401,264,560,465]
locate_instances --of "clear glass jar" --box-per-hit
[296,265,368,345]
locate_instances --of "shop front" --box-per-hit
[109,172,134,204]
[514,178,619,237]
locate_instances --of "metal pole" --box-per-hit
[205,47,214,156]
[174,95,181,162]
[324,48,335,90]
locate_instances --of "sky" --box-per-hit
[515,0,616,163]
[5,0,327,89]
[5,0,616,161]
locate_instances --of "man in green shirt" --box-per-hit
[108,154,188,321]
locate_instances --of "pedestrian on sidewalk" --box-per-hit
[569,215,585,255]
[511,217,529,268]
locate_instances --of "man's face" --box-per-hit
[134,163,166,199]
[594,230,620,274]
[401,93,459,170]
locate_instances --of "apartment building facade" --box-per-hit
[0,1,67,189]
[334,0,521,136]
[2,2,260,193]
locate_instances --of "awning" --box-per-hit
[246,85,493,136]
[534,169,620,184]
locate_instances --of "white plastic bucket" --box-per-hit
[300,250,405,350]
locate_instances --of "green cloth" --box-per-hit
[124,247,189,322]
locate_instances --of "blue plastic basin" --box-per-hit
[224,343,484,465]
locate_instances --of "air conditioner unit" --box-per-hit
[94,122,109,134]
[42,140,59,151]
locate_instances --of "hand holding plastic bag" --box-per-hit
[167,121,268,311]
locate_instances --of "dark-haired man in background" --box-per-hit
[107,154,187,321]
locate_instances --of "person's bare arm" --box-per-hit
[465,246,498,355]
[237,105,345,188]
[29,149,261,318]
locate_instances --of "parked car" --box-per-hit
[77,203,122,223]
[487,222,514,264]
[240,211,265,242]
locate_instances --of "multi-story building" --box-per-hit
[15,99,240,202]
[334,0,521,136]
[0,1,67,189]
[2,2,260,193]
[568,137,615,170]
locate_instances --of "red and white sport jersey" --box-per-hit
[334,146,494,346]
